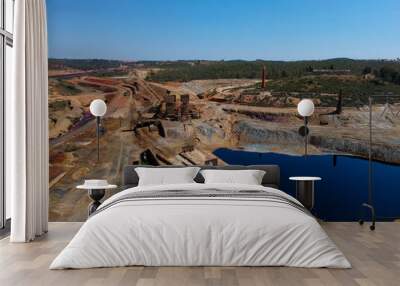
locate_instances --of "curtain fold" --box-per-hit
[9,0,49,242]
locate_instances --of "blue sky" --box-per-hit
[47,0,400,61]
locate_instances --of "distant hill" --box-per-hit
[145,58,400,82]
[48,58,129,70]
[48,58,400,87]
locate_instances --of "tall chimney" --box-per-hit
[180,94,190,120]
[336,89,343,114]
[165,90,176,116]
[261,65,266,89]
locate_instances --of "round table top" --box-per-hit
[289,176,322,181]
[77,184,118,190]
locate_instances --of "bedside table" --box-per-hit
[77,181,117,216]
[289,176,321,211]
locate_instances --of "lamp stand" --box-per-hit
[304,116,308,156]
[96,116,100,161]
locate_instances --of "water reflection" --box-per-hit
[214,148,400,221]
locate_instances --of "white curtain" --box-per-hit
[9,0,49,242]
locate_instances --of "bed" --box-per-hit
[50,165,350,269]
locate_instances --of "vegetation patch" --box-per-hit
[264,75,400,107]
[57,80,82,96]
[49,100,71,111]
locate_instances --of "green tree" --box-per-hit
[380,67,398,83]
[362,66,372,75]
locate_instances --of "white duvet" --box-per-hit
[50,183,351,269]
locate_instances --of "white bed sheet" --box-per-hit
[50,183,350,269]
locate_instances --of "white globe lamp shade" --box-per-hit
[90,99,107,117]
[297,99,315,117]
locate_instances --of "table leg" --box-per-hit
[88,189,105,216]
[296,181,314,210]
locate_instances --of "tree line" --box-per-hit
[145,58,400,83]
[363,66,400,85]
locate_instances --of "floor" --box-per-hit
[0,222,399,286]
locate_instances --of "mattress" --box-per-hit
[50,183,351,269]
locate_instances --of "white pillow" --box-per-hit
[136,167,200,186]
[200,169,266,185]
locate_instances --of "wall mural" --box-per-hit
[48,1,400,222]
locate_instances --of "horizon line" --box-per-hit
[48,57,400,63]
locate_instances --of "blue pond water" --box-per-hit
[214,148,400,221]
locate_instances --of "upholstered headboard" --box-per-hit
[122,165,280,189]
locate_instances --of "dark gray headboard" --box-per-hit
[122,165,280,189]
